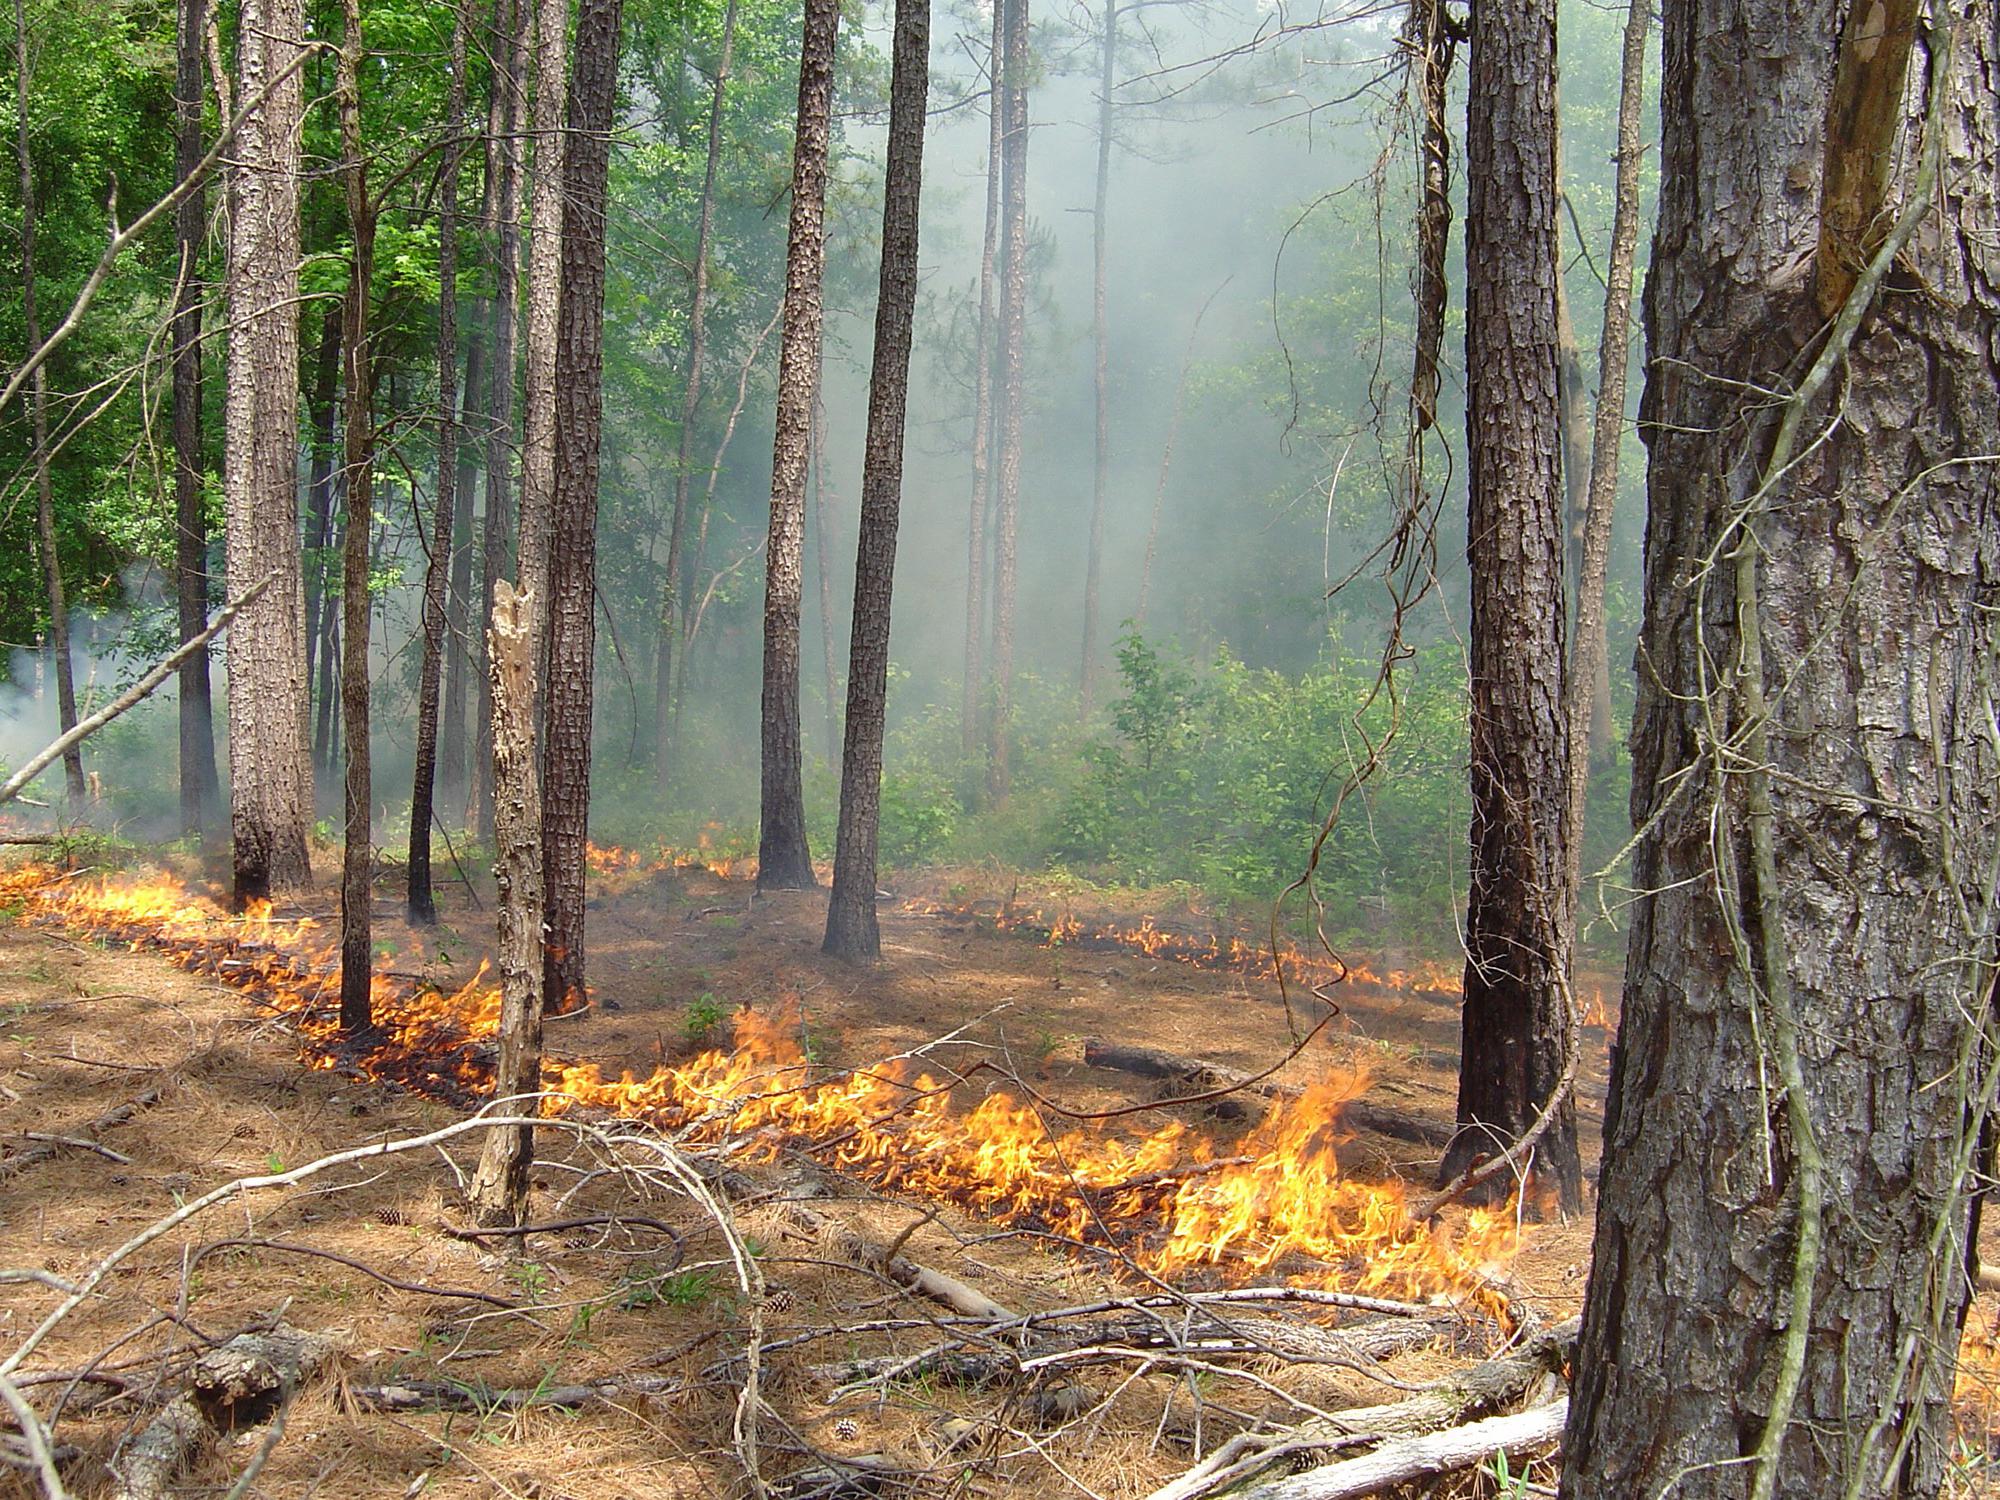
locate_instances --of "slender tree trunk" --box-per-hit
[303,305,340,767]
[656,0,737,785]
[440,335,483,812]
[409,3,471,926]
[1557,0,1646,905]
[1438,0,1578,1210]
[473,0,526,844]
[1563,9,1997,1495]
[541,0,621,1015]
[469,580,544,1226]
[756,0,839,891]
[1078,0,1115,717]
[13,0,86,815]
[1408,0,1455,438]
[172,0,221,840]
[335,0,375,1031]
[823,0,928,961]
[515,0,569,679]
[810,369,839,762]
[961,0,1001,763]
[987,0,1027,800]
[223,0,312,906]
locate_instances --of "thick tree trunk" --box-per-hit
[986,0,1027,800]
[822,0,928,962]
[1558,0,1645,905]
[172,0,220,841]
[960,0,1000,763]
[409,4,471,926]
[469,580,544,1227]
[1078,0,1115,718]
[336,0,375,1032]
[656,0,736,786]
[473,0,526,844]
[541,0,621,1015]
[1562,8,1998,1497]
[223,0,313,906]
[13,0,86,816]
[515,0,569,677]
[1438,0,1578,1211]
[756,0,839,891]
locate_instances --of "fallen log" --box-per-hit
[0,1087,162,1183]
[1236,1398,1566,1500]
[110,1323,332,1500]
[1144,1320,1574,1500]
[1082,1039,1453,1147]
[347,1372,687,1413]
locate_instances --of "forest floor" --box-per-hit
[0,847,1991,1498]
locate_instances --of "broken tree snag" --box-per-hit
[1812,0,1921,317]
[1080,1038,1453,1146]
[469,579,546,1228]
[110,1323,333,1500]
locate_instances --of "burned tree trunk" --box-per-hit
[409,2,471,927]
[336,0,376,1033]
[960,0,1001,763]
[1438,0,1578,1210]
[756,0,839,891]
[541,0,622,1015]
[172,0,220,841]
[987,0,1028,800]
[14,0,87,816]
[656,0,736,786]
[224,0,313,905]
[470,580,545,1226]
[822,0,929,962]
[1562,7,1999,1496]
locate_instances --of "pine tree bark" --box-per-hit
[223,0,313,906]
[756,0,839,891]
[1078,0,1115,718]
[822,0,928,962]
[13,0,86,816]
[172,0,221,840]
[515,0,569,676]
[987,0,1027,800]
[541,0,621,1015]
[409,3,471,926]
[960,0,1001,762]
[469,580,544,1227]
[1561,8,1998,1495]
[656,0,736,787]
[335,0,375,1032]
[1438,0,1579,1211]
[473,0,526,844]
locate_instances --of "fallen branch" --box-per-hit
[0,577,272,808]
[1082,1039,1452,1146]
[1235,1398,1566,1500]
[0,1088,162,1183]
[346,1371,687,1414]
[775,1200,1014,1322]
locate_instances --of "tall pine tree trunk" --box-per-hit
[810,369,839,762]
[13,0,86,815]
[409,2,470,925]
[822,0,928,961]
[1438,0,1579,1210]
[1078,0,1114,718]
[1562,8,1997,1495]
[440,336,483,813]
[961,0,1000,763]
[541,0,621,1015]
[172,0,220,839]
[656,0,736,786]
[336,0,376,1031]
[755,0,839,891]
[224,0,313,905]
[987,0,1027,800]
[473,0,526,844]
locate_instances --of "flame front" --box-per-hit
[0,864,1512,1315]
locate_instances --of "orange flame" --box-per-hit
[0,864,1514,1316]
